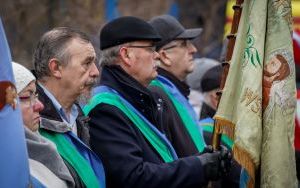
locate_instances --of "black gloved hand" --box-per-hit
[197,151,222,181]
[201,145,214,154]
[193,145,214,157]
[219,145,232,175]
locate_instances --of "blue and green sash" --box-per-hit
[40,130,103,188]
[83,86,178,163]
[150,76,206,152]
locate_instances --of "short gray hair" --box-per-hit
[33,27,91,80]
[99,44,122,66]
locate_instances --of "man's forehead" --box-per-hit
[67,39,96,57]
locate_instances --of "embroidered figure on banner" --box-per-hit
[262,49,295,119]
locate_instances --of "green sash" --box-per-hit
[39,129,100,188]
[150,80,205,152]
[83,92,177,163]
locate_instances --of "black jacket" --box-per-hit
[88,65,207,188]
[200,102,216,120]
[149,68,199,157]
[37,84,90,188]
[150,69,240,188]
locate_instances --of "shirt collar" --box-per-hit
[38,83,79,127]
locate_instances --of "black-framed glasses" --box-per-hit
[162,40,192,50]
[126,45,157,53]
[19,92,39,107]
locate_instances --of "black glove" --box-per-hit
[197,151,222,181]
[193,145,214,157]
[219,145,232,175]
[201,145,214,154]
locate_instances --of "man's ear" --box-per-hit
[119,47,133,67]
[48,58,62,78]
[159,50,172,67]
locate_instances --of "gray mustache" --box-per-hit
[85,79,97,87]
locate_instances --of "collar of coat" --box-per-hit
[157,68,190,98]
[100,65,159,124]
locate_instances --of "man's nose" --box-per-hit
[89,63,100,78]
[188,43,197,54]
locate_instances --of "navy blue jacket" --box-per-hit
[88,65,208,188]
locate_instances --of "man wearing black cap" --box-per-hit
[84,16,230,188]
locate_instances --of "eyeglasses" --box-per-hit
[162,40,192,50]
[126,45,157,53]
[19,92,39,107]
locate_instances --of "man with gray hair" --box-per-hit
[34,27,105,188]
[84,16,231,188]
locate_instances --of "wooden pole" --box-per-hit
[212,0,244,150]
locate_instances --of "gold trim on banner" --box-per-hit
[213,116,235,140]
[213,116,256,188]
[233,144,256,188]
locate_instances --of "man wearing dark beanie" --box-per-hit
[84,16,231,188]
[200,64,222,120]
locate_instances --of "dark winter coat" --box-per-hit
[87,65,207,188]
[149,68,200,157]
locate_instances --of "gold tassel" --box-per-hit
[233,145,256,188]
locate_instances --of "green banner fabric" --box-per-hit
[214,0,297,187]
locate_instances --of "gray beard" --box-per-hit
[77,91,92,107]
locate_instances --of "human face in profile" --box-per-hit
[161,39,197,81]
[19,81,44,132]
[124,41,160,86]
[60,38,99,98]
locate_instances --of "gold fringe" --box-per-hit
[213,116,235,140]
[233,145,256,188]
[247,179,255,188]
[213,116,256,188]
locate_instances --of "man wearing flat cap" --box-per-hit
[84,16,230,188]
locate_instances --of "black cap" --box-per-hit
[149,15,202,50]
[100,16,161,50]
[201,64,222,92]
